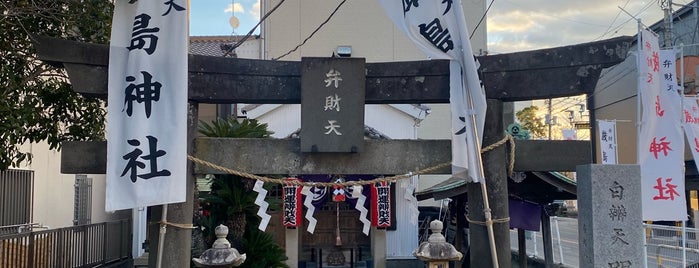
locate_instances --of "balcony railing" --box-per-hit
[0,219,131,268]
[0,223,48,236]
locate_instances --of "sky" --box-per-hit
[189,0,677,54]
[190,0,261,37]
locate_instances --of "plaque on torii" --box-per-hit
[300,58,365,153]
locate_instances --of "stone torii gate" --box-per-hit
[33,35,632,267]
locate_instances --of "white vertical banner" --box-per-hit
[683,97,699,170]
[106,0,188,211]
[597,120,618,164]
[562,129,577,140]
[638,37,686,221]
[379,0,486,183]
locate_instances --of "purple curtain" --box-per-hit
[509,198,542,231]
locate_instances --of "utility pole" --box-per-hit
[662,0,673,48]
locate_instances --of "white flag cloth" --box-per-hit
[106,0,188,210]
[597,120,618,165]
[683,97,699,173]
[638,34,686,221]
[379,0,486,182]
[561,129,577,140]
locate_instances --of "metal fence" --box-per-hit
[644,223,699,268]
[0,219,131,268]
[0,169,34,228]
[509,219,699,268]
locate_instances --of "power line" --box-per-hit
[273,0,348,61]
[226,0,288,54]
[593,1,656,41]
[470,0,495,39]
[593,0,631,41]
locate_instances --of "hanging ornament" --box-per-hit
[371,181,392,228]
[282,178,302,228]
[403,174,420,225]
[335,201,342,246]
[332,177,346,202]
[301,186,318,234]
[253,180,271,231]
[351,185,371,235]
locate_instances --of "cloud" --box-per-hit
[486,0,665,54]
[224,3,244,13]
[250,0,260,21]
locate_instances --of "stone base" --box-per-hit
[386,258,423,268]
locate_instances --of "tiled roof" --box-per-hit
[189,35,258,57]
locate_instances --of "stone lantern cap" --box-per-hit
[193,224,247,268]
[413,220,463,262]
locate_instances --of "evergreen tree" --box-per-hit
[515,105,547,138]
[0,1,113,170]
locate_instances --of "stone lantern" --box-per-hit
[413,220,463,268]
[192,224,246,268]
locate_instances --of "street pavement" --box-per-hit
[510,216,580,267]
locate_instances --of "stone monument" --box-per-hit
[414,220,463,268]
[192,225,246,268]
[577,164,643,267]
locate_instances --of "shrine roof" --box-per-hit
[416,171,577,205]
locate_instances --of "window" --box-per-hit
[73,175,92,225]
[0,169,33,227]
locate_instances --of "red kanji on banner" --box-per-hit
[655,95,665,117]
[282,178,302,227]
[371,181,391,228]
[649,136,672,159]
[649,51,660,72]
[653,177,680,201]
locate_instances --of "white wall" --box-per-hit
[18,142,74,228]
[18,142,129,229]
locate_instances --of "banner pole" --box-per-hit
[479,181,499,268]
[636,19,651,268]
[156,204,168,268]
[637,19,643,165]
[450,2,498,266]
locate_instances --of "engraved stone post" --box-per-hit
[577,164,643,267]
